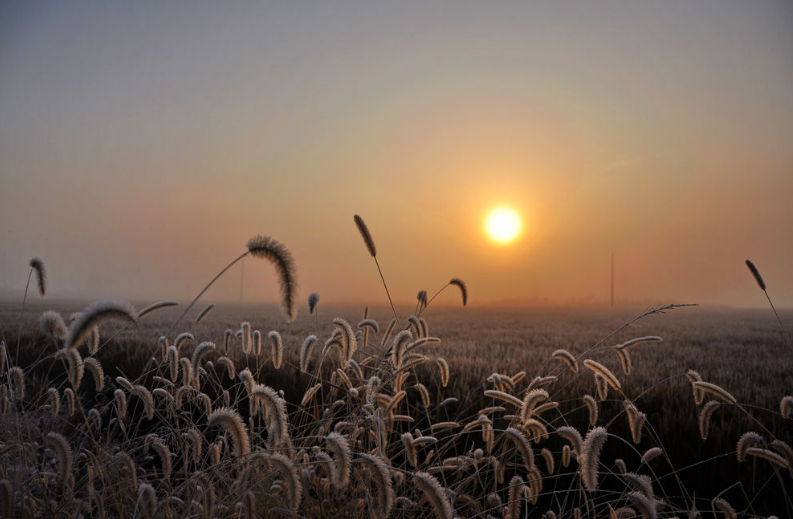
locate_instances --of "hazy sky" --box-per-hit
[1,1,792,309]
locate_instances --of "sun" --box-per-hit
[484,206,523,244]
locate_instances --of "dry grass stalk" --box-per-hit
[324,433,351,488]
[191,341,215,374]
[39,311,67,340]
[308,292,319,315]
[614,336,662,350]
[745,259,765,290]
[624,401,646,444]
[641,447,662,464]
[736,431,763,462]
[583,395,598,426]
[746,447,789,467]
[63,388,74,416]
[485,390,523,408]
[448,278,468,306]
[353,214,377,257]
[353,215,399,323]
[60,348,84,388]
[712,497,737,519]
[208,407,250,458]
[47,387,59,415]
[29,257,46,296]
[745,259,786,333]
[357,453,394,518]
[770,440,793,478]
[557,427,583,457]
[299,335,318,372]
[686,370,705,405]
[64,300,137,350]
[137,300,179,320]
[194,302,215,325]
[45,432,72,483]
[251,384,290,451]
[381,317,397,347]
[9,366,25,399]
[134,483,157,519]
[504,427,535,471]
[413,471,453,519]
[521,389,550,422]
[551,349,578,372]
[699,401,721,440]
[247,235,298,321]
[83,357,104,391]
[627,491,657,519]
[693,381,737,404]
[583,359,621,391]
[615,348,632,375]
[580,427,608,492]
[332,318,356,366]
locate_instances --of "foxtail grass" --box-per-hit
[16,257,47,362]
[422,277,468,315]
[745,259,787,336]
[170,235,297,332]
[308,292,319,323]
[353,214,398,324]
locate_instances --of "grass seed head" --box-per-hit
[29,257,46,296]
[246,235,298,321]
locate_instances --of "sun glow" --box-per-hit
[484,206,523,244]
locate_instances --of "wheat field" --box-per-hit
[0,242,791,518]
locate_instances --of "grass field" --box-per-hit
[1,294,791,517]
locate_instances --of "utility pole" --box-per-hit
[610,252,614,309]
[239,257,244,302]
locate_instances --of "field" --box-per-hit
[1,286,791,518]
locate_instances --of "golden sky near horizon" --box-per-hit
[0,2,792,309]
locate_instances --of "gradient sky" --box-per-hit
[1,1,792,309]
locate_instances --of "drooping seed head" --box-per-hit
[194,303,215,326]
[39,311,67,340]
[137,300,179,320]
[641,447,662,465]
[413,471,453,519]
[29,257,46,296]
[134,483,157,519]
[192,342,215,375]
[45,432,72,482]
[357,453,394,518]
[580,426,608,492]
[83,357,105,391]
[208,407,250,458]
[246,235,298,322]
[324,433,351,488]
[736,431,763,462]
[449,278,468,306]
[64,300,137,350]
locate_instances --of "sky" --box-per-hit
[1,1,792,309]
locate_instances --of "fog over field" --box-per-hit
[1,1,792,517]
[1,1,792,307]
